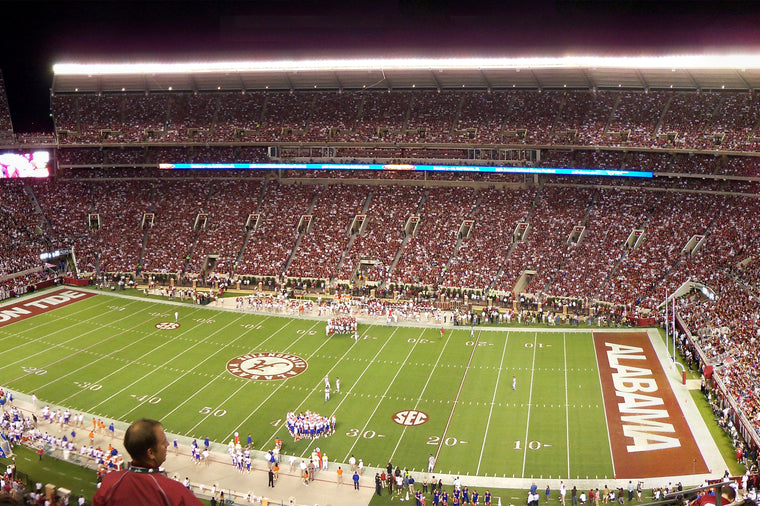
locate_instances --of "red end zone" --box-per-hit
[594,331,709,478]
[0,289,97,327]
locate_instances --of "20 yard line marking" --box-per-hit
[476,331,509,475]
[434,327,481,467]
[388,326,456,464]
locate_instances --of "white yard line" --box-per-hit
[434,327,481,466]
[591,331,616,479]
[50,306,205,402]
[521,332,538,477]
[0,296,114,350]
[476,330,509,474]
[3,300,154,386]
[341,327,428,463]
[387,326,455,464]
[564,332,570,478]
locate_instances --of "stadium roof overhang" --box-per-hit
[51,55,760,93]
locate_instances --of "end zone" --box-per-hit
[0,289,97,328]
[594,331,709,478]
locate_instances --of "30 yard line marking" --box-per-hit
[521,333,538,477]
[341,327,428,463]
[476,330,509,475]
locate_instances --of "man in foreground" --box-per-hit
[93,418,203,505]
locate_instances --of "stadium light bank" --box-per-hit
[52,54,760,75]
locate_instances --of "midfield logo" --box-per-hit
[226,352,308,380]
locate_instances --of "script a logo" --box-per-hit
[393,410,429,426]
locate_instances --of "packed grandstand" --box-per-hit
[1,60,759,466]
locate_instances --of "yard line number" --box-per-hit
[427,436,468,446]
[130,394,161,404]
[199,406,226,417]
[514,440,550,450]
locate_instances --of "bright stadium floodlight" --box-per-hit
[52,54,760,75]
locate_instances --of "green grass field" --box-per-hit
[2,289,620,480]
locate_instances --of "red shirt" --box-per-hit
[92,468,203,506]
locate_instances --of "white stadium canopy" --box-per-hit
[51,55,760,93]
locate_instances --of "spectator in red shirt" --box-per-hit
[92,418,203,506]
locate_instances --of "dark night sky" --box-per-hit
[2,0,760,132]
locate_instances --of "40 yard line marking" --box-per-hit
[476,330,509,475]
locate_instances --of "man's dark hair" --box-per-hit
[123,418,161,461]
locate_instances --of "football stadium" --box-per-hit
[1,15,760,506]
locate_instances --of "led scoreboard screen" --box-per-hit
[158,162,653,178]
[0,151,52,179]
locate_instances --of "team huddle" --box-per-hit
[326,316,358,335]
[286,410,337,441]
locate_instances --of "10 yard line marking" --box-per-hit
[434,328,481,466]
[476,331,509,475]
[521,333,538,477]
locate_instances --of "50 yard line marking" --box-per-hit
[434,328,481,466]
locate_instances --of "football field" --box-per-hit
[1,288,681,480]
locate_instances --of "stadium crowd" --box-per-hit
[4,81,760,464]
